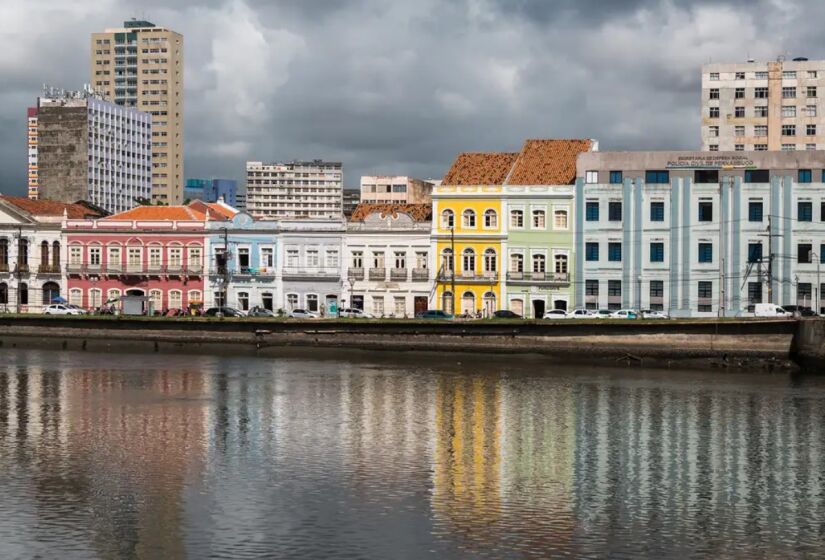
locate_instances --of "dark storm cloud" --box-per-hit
[0,0,820,195]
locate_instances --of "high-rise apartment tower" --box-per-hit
[91,19,183,204]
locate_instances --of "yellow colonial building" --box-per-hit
[432,152,517,315]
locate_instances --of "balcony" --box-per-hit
[281,267,340,281]
[412,268,429,282]
[347,267,364,281]
[166,263,184,275]
[37,264,61,275]
[186,265,204,276]
[506,271,570,285]
[209,266,275,279]
[390,268,408,281]
[0,263,9,274]
[14,264,30,275]
[369,268,386,281]
[147,263,164,275]
[436,270,498,283]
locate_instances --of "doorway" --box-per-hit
[414,296,428,316]
[352,295,364,311]
[532,299,545,319]
[553,299,568,311]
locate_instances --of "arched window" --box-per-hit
[18,239,29,268]
[461,291,476,315]
[442,291,454,315]
[484,209,498,228]
[555,254,568,274]
[89,288,103,309]
[462,209,476,228]
[107,289,121,311]
[510,210,524,228]
[0,239,7,270]
[0,282,7,305]
[441,248,454,273]
[554,210,568,230]
[286,293,299,310]
[532,209,546,229]
[441,209,454,229]
[19,283,28,305]
[484,248,497,273]
[42,282,60,305]
[187,290,203,306]
[52,241,60,268]
[69,288,83,307]
[483,291,496,317]
[510,253,524,273]
[533,254,546,273]
[462,248,475,274]
[40,241,49,267]
[168,290,182,310]
[149,289,163,313]
[237,291,250,311]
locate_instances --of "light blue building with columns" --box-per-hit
[575,150,825,316]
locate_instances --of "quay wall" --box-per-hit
[0,316,816,371]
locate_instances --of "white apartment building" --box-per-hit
[359,176,434,205]
[702,57,825,152]
[576,150,825,317]
[343,204,433,317]
[246,160,343,220]
[36,85,153,214]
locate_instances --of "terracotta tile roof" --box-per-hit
[0,196,104,219]
[205,202,238,220]
[506,139,593,185]
[350,203,432,222]
[441,152,518,185]
[103,205,207,221]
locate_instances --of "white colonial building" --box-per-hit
[343,204,433,317]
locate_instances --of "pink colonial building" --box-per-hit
[65,205,231,313]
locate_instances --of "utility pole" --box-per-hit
[222,226,229,308]
[767,215,773,304]
[450,225,455,315]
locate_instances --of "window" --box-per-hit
[532,209,546,229]
[808,86,817,98]
[351,251,363,269]
[286,249,299,268]
[749,201,763,222]
[807,143,817,151]
[806,104,817,117]
[734,106,745,118]
[709,88,719,99]
[306,294,319,313]
[755,125,768,136]
[510,210,524,228]
[748,282,763,305]
[809,70,818,78]
[698,201,713,222]
[554,254,568,274]
[745,169,770,183]
[89,288,102,309]
[650,242,664,263]
[608,201,622,221]
[650,280,664,298]
[799,201,813,221]
[585,170,598,184]
[799,169,813,183]
[483,249,497,273]
[188,247,202,270]
[483,209,497,228]
[553,210,568,230]
[735,144,745,151]
[462,248,475,273]
[646,170,669,184]
[782,105,797,117]
[735,87,745,99]
[441,209,454,229]
[709,72,719,81]
[326,250,339,268]
[754,106,769,117]
[149,246,162,269]
[237,292,249,311]
[698,281,713,312]
[260,248,274,269]
[708,145,718,152]
[533,254,546,273]
[822,199,825,219]
[807,124,817,136]
[755,87,768,98]
[307,249,320,267]
[734,125,745,136]
[394,251,406,269]
[441,249,453,272]
[69,288,83,307]
[708,126,719,137]
[372,251,385,269]
[509,253,523,272]
[748,243,763,263]
[127,247,141,271]
[822,244,825,263]
[586,201,599,221]
[783,86,797,98]
[783,70,797,79]
[608,242,622,262]
[709,107,720,118]
[782,144,796,151]
[394,297,406,317]
[698,243,713,263]
[798,243,813,263]
[585,279,599,300]
[694,170,719,183]
[736,72,745,80]
[609,171,623,184]
[416,252,428,269]
[69,246,82,265]
[755,144,768,151]
[462,209,476,228]
[286,293,298,310]
[107,246,121,270]
[585,242,599,261]
[650,201,665,222]
[168,247,181,268]
[608,280,622,306]
[755,71,768,79]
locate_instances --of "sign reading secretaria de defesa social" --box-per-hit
[666,155,756,170]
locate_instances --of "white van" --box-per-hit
[754,303,792,318]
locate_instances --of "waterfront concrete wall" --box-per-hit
[793,319,825,370]
[0,316,811,371]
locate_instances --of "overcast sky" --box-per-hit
[0,0,816,195]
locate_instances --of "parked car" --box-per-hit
[781,305,817,317]
[415,310,453,320]
[339,308,373,319]
[287,308,319,319]
[493,310,522,319]
[542,309,570,319]
[567,308,595,319]
[247,306,276,318]
[611,309,639,319]
[754,303,792,318]
[593,309,614,319]
[641,309,669,320]
[204,307,246,317]
[43,303,85,316]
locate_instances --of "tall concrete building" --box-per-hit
[246,160,343,219]
[91,19,183,205]
[702,57,825,152]
[359,176,434,205]
[35,86,152,214]
[26,107,38,199]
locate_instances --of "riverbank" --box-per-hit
[0,315,818,371]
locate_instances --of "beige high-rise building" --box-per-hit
[702,57,825,152]
[91,19,183,205]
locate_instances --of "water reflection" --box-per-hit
[0,350,823,559]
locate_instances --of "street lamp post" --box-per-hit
[811,250,821,315]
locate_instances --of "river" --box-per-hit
[0,348,823,559]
